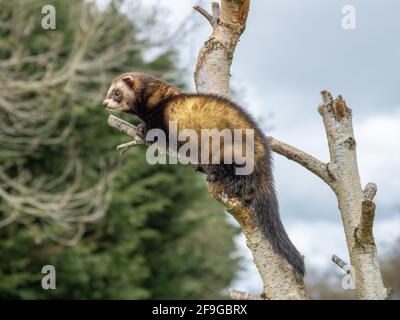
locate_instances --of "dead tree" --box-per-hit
[108,0,390,299]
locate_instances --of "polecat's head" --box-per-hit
[103,73,142,114]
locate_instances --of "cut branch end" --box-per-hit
[363,183,377,201]
[332,254,350,273]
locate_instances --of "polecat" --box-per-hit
[103,72,305,275]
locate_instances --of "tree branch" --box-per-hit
[107,115,145,154]
[332,254,350,273]
[107,115,145,142]
[193,6,214,25]
[267,137,333,185]
[363,183,377,201]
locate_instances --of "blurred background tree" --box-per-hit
[381,238,400,300]
[0,0,239,299]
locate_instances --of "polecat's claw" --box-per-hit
[135,122,146,140]
[116,140,140,155]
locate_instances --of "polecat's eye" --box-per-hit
[114,90,121,97]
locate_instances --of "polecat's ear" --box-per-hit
[122,75,135,89]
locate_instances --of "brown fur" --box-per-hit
[163,94,264,167]
[103,72,306,275]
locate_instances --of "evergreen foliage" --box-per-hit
[0,0,239,299]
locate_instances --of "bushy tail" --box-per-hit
[251,184,305,275]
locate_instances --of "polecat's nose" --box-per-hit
[103,100,108,107]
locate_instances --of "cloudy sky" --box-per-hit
[138,0,400,292]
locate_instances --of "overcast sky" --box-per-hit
[138,0,400,292]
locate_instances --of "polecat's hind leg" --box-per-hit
[204,164,256,204]
[197,165,254,201]
[204,164,237,187]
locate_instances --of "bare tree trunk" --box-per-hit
[270,92,390,299]
[319,92,389,299]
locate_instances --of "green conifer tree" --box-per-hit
[0,0,239,299]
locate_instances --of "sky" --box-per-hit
[135,0,400,293]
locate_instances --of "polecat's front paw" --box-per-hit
[136,122,146,139]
